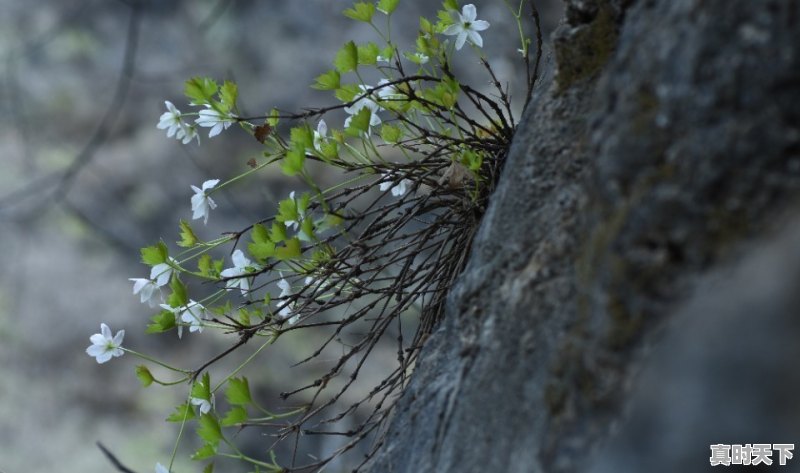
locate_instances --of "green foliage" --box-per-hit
[166,403,196,422]
[135,365,154,387]
[377,0,400,14]
[334,41,359,73]
[122,0,535,470]
[358,42,381,65]
[342,2,375,22]
[225,377,253,406]
[197,414,222,446]
[312,70,341,91]
[345,107,372,136]
[221,406,248,426]
[185,77,218,105]
[141,242,168,265]
[178,220,198,248]
[168,277,188,307]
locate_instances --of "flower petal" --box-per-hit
[471,19,490,31]
[462,4,477,22]
[468,30,483,48]
[455,31,468,50]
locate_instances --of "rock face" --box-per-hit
[366,0,800,472]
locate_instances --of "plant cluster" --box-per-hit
[87,1,541,471]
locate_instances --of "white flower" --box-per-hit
[443,4,490,50]
[313,119,328,152]
[155,463,170,473]
[190,395,214,415]
[344,85,382,133]
[377,55,391,63]
[191,179,220,225]
[376,79,403,101]
[379,173,412,197]
[129,278,161,307]
[86,323,125,364]
[276,278,300,325]
[150,257,177,287]
[177,123,199,145]
[195,106,236,138]
[157,101,184,138]
[160,300,207,338]
[220,249,253,295]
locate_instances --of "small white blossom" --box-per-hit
[195,106,236,138]
[190,395,214,415]
[157,101,184,138]
[191,179,220,225]
[344,85,382,133]
[129,278,161,307]
[155,463,170,473]
[376,79,403,101]
[313,119,328,152]
[443,4,490,50]
[276,278,300,325]
[377,55,391,63]
[160,300,207,338]
[86,323,125,364]
[409,52,429,64]
[177,123,199,145]
[379,173,412,197]
[220,249,253,295]
[150,257,177,287]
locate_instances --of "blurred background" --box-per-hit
[0,1,561,471]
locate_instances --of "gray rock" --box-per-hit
[366,0,800,471]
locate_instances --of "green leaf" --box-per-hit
[192,443,217,460]
[225,377,253,406]
[248,240,276,261]
[267,108,280,127]
[203,463,214,473]
[146,310,176,334]
[251,223,270,244]
[197,414,222,446]
[278,196,299,224]
[141,242,168,265]
[276,237,302,260]
[198,254,214,278]
[343,2,375,22]
[345,107,372,136]
[249,223,275,261]
[185,77,219,106]
[178,220,198,248]
[192,372,212,400]
[218,80,238,112]
[300,217,315,242]
[166,402,196,422]
[380,124,402,143]
[221,406,248,427]
[317,214,344,233]
[312,70,341,91]
[281,144,306,176]
[168,277,188,307]
[135,365,154,387]
[270,222,288,243]
[357,42,380,65]
[334,41,358,73]
[443,0,459,11]
[335,83,361,102]
[238,308,251,326]
[377,0,400,14]
[380,44,395,61]
[290,125,314,151]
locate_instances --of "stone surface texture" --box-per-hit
[366,0,800,471]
